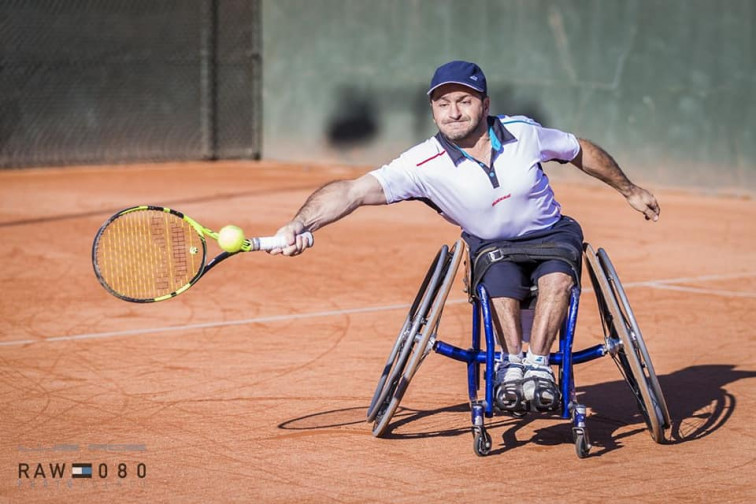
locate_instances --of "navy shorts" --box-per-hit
[463,216,584,300]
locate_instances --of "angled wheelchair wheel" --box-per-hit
[366,245,448,423]
[368,240,465,437]
[584,244,670,443]
[598,248,671,430]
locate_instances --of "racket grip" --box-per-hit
[250,231,314,251]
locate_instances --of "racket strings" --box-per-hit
[95,210,203,300]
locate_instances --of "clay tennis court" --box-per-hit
[1,161,754,503]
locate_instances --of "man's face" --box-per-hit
[430,84,489,142]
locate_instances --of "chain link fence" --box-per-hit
[0,0,260,168]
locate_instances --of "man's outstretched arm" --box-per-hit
[271,173,387,256]
[571,138,660,222]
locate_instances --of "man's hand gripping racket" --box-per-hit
[92,205,313,303]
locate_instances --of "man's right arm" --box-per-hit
[271,173,387,256]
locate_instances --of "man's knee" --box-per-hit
[537,272,574,297]
[491,296,522,315]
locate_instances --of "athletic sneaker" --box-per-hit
[494,358,525,386]
[522,360,559,410]
[493,356,525,411]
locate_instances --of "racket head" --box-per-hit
[92,206,207,302]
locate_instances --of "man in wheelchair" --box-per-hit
[270,60,660,412]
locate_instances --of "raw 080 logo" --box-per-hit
[19,462,146,479]
[16,444,147,491]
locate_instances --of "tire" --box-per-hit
[369,240,465,437]
[584,244,669,443]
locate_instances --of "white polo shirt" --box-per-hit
[369,115,580,240]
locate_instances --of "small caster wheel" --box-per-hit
[573,430,591,459]
[473,428,492,457]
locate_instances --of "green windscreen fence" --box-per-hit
[0,0,261,168]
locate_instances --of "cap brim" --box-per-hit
[427,80,486,96]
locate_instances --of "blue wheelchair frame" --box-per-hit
[367,240,669,457]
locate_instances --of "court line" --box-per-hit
[2,271,754,348]
[0,304,415,347]
[622,271,756,298]
[634,283,756,298]
[0,184,318,228]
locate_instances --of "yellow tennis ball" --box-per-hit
[217,225,246,253]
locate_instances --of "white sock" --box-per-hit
[507,352,524,364]
[526,349,549,367]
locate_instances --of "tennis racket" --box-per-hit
[92,205,312,303]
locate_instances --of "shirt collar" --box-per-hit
[435,116,516,166]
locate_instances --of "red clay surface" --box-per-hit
[1,161,754,503]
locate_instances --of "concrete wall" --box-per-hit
[262,0,755,193]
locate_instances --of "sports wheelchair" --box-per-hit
[366,239,670,458]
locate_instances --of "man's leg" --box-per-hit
[528,272,574,355]
[487,297,527,410]
[490,297,522,354]
[522,271,574,409]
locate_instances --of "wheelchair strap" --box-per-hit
[470,242,582,295]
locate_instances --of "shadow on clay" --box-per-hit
[277,365,755,458]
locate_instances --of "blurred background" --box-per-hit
[1,0,754,193]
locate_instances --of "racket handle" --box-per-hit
[250,231,314,251]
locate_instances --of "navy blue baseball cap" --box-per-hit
[427,60,487,96]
